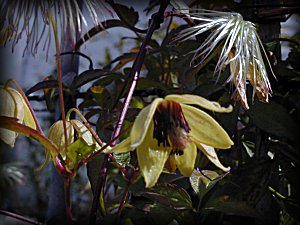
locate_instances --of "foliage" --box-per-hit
[0,1,299,225]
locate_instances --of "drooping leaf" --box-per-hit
[72,69,121,88]
[25,79,62,95]
[143,183,193,210]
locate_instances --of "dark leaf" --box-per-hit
[113,4,139,26]
[26,79,60,95]
[204,197,258,218]
[247,100,299,143]
[143,183,193,210]
[73,69,120,88]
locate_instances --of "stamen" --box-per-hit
[153,100,191,154]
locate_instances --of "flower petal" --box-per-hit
[165,94,232,113]
[175,142,197,176]
[0,87,24,147]
[196,143,230,172]
[105,138,131,153]
[130,98,163,148]
[181,104,233,149]
[136,122,171,188]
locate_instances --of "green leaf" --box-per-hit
[247,100,299,143]
[204,197,258,218]
[143,184,193,210]
[66,138,96,169]
[113,152,131,166]
[113,4,139,26]
[189,169,220,201]
[136,78,167,90]
[73,69,121,88]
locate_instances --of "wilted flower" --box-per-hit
[0,86,36,147]
[174,9,274,109]
[107,94,233,188]
[46,119,101,173]
[0,0,108,54]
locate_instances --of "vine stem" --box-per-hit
[64,176,73,225]
[49,13,72,225]
[49,13,68,155]
[88,1,170,225]
[0,209,45,225]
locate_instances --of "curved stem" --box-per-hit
[60,51,94,70]
[66,108,103,146]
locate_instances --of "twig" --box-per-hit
[0,209,45,225]
[64,176,73,225]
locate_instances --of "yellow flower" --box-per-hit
[107,94,234,188]
[0,86,36,147]
[46,119,101,172]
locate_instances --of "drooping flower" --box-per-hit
[174,9,275,109]
[45,119,101,173]
[106,94,233,188]
[0,86,36,147]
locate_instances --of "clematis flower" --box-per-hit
[106,94,234,188]
[45,119,101,173]
[174,9,275,109]
[0,0,108,54]
[0,86,36,147]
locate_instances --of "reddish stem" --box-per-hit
[0,209,44,225]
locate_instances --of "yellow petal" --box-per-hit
[165,154,177,173]
[197,143,230,172]
[70,120,95,146]
[136,122,171,188]
[165,94,232,113]
[105,138,131,153]
[47,120,74,158]
[18,93,36,130]
[0,87,24,147]
[181,104,233,149]
[175,142,197,176]
[130,98,163,148]
[7,88,25,121]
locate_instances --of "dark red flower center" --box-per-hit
[153,100,191,155]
